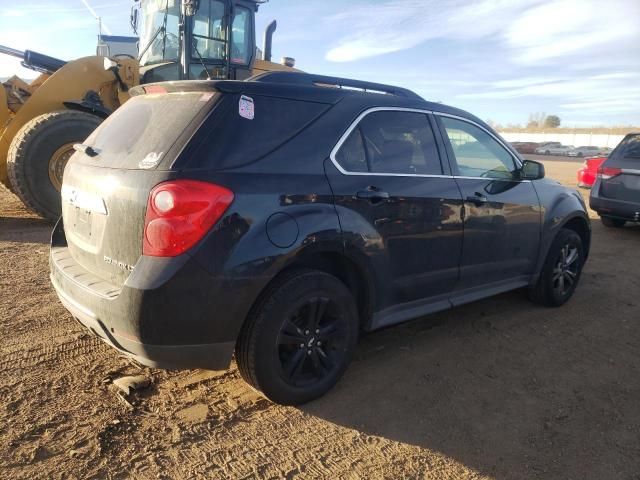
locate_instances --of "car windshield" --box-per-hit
[139,0,180,67]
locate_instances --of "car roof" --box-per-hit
[133,72,487,129]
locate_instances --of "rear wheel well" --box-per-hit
[562,216,591,257]
[277,252,373,330]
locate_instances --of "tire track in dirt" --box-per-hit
[3,164,640,480]
[0,335,106,372]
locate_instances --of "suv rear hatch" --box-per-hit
[61,84,218,289]
[60,80,336,290]
[599,134,640,203]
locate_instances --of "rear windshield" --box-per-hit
[613,134,640,160]
[179,93,332,170]
[82,91,215,169]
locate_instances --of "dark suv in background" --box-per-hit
[590,133,640,227]
[50,72,590,405]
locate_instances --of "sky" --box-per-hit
[0,0,638,127]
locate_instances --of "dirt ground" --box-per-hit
[1,158,639,480]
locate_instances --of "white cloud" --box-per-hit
[491,77,566,89]
[457,73,640,116]
[324,0,639,66]
[504,0,640,64]
[2,10,26,17]
[324,0,541,62]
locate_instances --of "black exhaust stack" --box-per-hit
[262,20,277,62]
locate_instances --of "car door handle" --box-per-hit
[466,193,488,205]
[356,188,390,203]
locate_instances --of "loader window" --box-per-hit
[139,0,180,66]
[192,0,227,61]
[231,7,251,64]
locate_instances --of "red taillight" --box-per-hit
[143,180,234,257]
[597,166,622,180]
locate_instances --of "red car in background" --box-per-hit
[577,156,607,188]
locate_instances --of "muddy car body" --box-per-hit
[50,72,590,404]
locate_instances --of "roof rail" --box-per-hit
[250,71,423,100]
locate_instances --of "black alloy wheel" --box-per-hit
[277,296,346,388]
[235,269,358,405]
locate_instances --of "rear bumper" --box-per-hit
[52,280,234,369]
[49,220,239,370]
[590,186,640,222]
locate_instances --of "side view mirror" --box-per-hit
[521,159,545,180]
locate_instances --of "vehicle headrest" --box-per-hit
[379,139,414,172]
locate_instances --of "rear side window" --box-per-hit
[184,94,331,170]
[335,127,367,172]
[334,110,442,175]
[83,92,214,169]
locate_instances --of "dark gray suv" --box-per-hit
[50,72,591,404]
[590,133,640,227]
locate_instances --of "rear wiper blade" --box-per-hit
[74,143,99,157]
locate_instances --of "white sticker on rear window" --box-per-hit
[139,151,163,169]
[239,95,254,120]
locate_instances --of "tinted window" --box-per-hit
[184,94,331,169]
[334,111,442,175]
[231,7,251,64]
[614,134,640,161]
[441,117,516,179]
[335,127,368,172]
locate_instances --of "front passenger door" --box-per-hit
[436,115,541,298]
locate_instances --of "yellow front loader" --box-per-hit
[0,0,294,221]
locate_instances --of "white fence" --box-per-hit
[499,131,625,149]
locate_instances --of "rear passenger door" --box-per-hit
[435,114,541,299]
[324,108,464,325]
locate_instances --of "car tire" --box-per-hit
[529,228,584,307]
[601,216,626,228]
[577,152,583,157]
[545,150,550,155]
[235,268,359,405]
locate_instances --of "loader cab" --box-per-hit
[136,0,256,83]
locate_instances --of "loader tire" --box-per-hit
[7,110,103,222]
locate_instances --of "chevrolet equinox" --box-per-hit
[50,72,591,404]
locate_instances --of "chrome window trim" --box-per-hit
[329,107,443,178]
[329,106,529,182]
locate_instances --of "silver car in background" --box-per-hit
[534,142,562,154]
[568,146,604,157]
[540,145,575,156]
